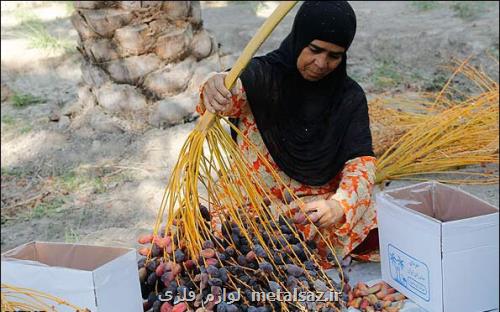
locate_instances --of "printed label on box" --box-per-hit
[388,244,430,302]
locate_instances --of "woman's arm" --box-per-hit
[295,156,376,231]
[196,73,248,118]
[329,156,377,234]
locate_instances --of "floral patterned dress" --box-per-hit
[197,77,379,266]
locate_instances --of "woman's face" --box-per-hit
[296,40,345,81]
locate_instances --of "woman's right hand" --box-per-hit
[202,73,234,114]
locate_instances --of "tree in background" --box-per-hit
[70,1,216,132]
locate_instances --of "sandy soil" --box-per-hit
[1,1,498,252]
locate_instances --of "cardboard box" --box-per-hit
[376,181,499,312]
[1,241,143,312]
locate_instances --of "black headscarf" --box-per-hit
[232,1,374,186]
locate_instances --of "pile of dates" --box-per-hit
[137,206,350,312]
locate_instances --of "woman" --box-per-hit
[197,1,379,265]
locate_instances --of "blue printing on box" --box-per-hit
[388,243,431,302]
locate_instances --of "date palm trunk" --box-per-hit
[70,1,215,132]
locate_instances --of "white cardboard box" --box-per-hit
[376,181,499,312]
[1,241,143,312]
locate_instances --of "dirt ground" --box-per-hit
[1,1,499,253]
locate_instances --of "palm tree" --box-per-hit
[70,1,215,131]
[390,252,405,283]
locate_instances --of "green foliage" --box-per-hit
[1,167,24,177]
[410,1,440,11]
[58,171,83,192]
[15,9,73,52]
[450,1,487,20]
[63,1,75,15]
[64,227,80,243]
[1,115,16,125]
[20,124,33,134]
[13,9,38,22]
[58,170,107,194]
[30,197,66,219]
[2,115,36,137]
[369,57,426,91]
[371,60,404,90]
[424,70,450,92]
[92,178,106,194]
[11,92,44,108]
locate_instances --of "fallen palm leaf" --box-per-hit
[374,57,499,184]
[1,283,89,312]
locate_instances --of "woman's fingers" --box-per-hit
[313,200,344,228]
[203,91,223,114]
[203,75,231,113]
[203,90,219,114]
[202,89,214,113]
[293,212,306,224]
[211,101,226,113]
[315,213,330,228]
[290,199,335,227]
[302,200,320,212]
[308,211,321,224]
[213,92,230,109]
[295,201,319,225]
[214,74,232,98]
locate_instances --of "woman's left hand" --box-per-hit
[296,199,345,229]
